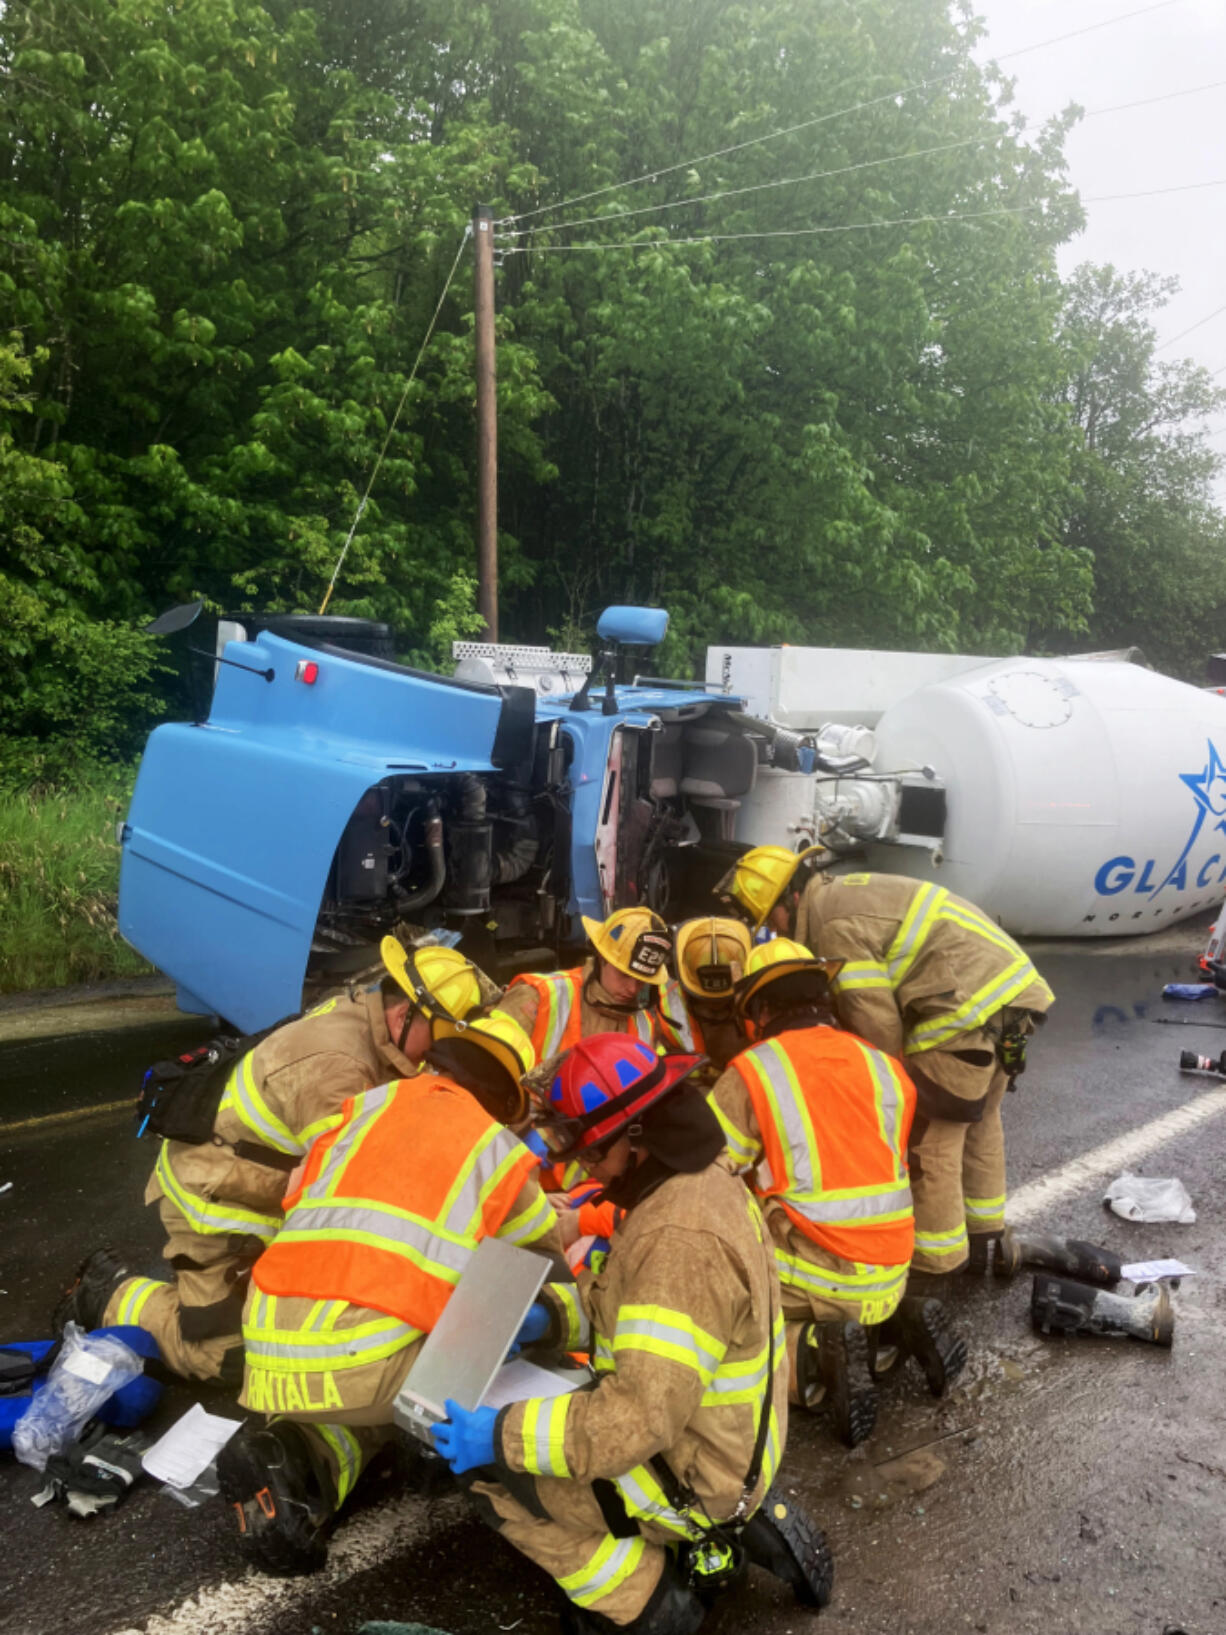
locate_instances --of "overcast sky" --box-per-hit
[972,0,1225,459]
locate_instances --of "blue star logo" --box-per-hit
[1180,741,1226,824]
[1150,740,1226,896]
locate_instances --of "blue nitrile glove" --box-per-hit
[431,1399,497,1474]
[516,1302,552,1349]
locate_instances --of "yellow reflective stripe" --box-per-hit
[656,983,695,1050]
[699,1311,785,1406]
[630,1011,655,1046]
[708,1094,759,1169]
[964,1193,1007,1223]
[156,1143,282,1240]
[614,1465,697,1538]
[519,1394,571,1477]
[298,1112,345,1148]
[314,1422,362,1506]
[914,1223,969,1257]
[831,959,893,992]
[906,955,1041,1052]
[318,1086,394,1202]
[498,1186,556,1247]
[535,973,579,1061]
[937,899,1024,958]
[306,997,340,1019]
[885,883,946,985]
[741,1040,815,1195]
[612,1304,726,1384]
[853,1037,909,1181]
[226,1051,301,1154]
[550,1282,591,1351]
[243,1304,418,1370]
[435,1124,499,1234]
[114,1276,166,1325]
[558,1532,647,1607]
[774,1246,908,1298]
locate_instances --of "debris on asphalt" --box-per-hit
[0,1181,11,1195]
[1103,1173,1196,1224]
[1119,1258,1197,1282]
[1161,982,1219,1000]
[141,1401,242,1489]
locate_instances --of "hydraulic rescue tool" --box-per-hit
[1178,1048,1226,1076]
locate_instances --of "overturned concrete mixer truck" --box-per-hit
[117,604,1226,1030]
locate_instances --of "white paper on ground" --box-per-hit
[482,1359,580,1411]
[1120,1258,1198,1282]
[1102,1172,1196,1224]
[142,1403,242,1488]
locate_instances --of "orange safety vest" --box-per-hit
[732,1025,916,1267]
[654,982,702,1053]
[253,1073,538,1332]
[508,967,658,1061]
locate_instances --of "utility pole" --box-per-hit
[473,203,498,641]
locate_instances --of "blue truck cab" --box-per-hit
[118,606,766,1031]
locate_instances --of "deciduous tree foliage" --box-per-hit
[0,0,1222,778]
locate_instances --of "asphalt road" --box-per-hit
[2,945,1225,1635]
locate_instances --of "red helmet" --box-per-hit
[537,1034,704,1161]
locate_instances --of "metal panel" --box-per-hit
[393,1237,549,1443]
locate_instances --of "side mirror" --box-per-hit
[145,600,204,637]
[596,606,668,647]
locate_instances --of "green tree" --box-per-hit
[1056,265,1226,677]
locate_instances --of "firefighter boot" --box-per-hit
[877,1297,968,1398]
[965,1232,1001,1275]
[559,1560,704,1635]
[217,1419,334,1575]
[1030,1275,1175,1346]
[993,1227,1124,1287]
[742,1485,835,1608]
[51,1247,131,1334]
[794,1321,877,1447]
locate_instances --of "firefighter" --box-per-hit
[432,1033,833,1635]
[710,940,965,1447]
[215,1009,560,1575]
[52,938,489,1385]
[716,848,1054,1279]
[654,916,752,1076]
[501,907,676,1071]
[541,916,753,1264]
[503,907,676,1252]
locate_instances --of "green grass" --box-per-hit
[0,766,154,993]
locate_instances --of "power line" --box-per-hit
[499,176,1226,256]
[498,77,1226,242]
[1156,301,1226,353]
[497,0,1184,225]
[318,228,470,616]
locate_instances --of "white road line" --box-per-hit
[1010,1084,1226,1223]
[108,1491,460,1635]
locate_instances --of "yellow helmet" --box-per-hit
[674,917,753,1002]
[431,1007,536,1123]
[714,845,831,931]
[380,936,481,1025]
[734,938,843,1018]
[580,907,671,986]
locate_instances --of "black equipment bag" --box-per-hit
[135,1016,298,1155]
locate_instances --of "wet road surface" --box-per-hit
[2,947,1225,1635]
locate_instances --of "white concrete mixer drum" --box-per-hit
[866,657,1226,937]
